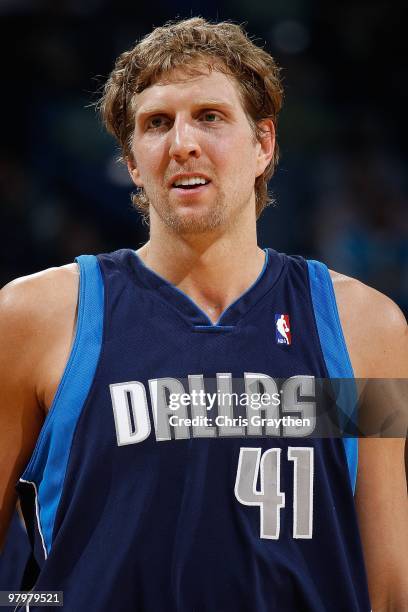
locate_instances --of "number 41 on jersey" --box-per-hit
[234,447,314,539]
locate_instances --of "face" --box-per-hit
[127,65,274,235]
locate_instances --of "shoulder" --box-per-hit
[329,270,407,377]
[0,263,79,336]
[0,264,79,404]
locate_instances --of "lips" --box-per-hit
[173,182,210,190]
[171,182,211,198]
[168,173,212,189]
[174,178,209,189]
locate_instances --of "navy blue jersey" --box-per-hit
[17,248,371,611]
[0,511,30,606]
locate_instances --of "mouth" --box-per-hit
[170,175,211,192]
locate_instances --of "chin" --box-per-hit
[167,214,224,235]
[159,202,227,234]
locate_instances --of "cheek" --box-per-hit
[132,139,167,181]
[212,130,257,171]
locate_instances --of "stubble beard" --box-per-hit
[149,187,229,235]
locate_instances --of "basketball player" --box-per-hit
[1,18,407,611]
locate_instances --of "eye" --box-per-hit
[146,115,170,130]
[201,111,221,123]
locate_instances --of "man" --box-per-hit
[0,17,407,611]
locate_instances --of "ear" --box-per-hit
[255,119,275,178]
[126,155,144,188]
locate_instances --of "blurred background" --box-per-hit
[0,0,407,592]
[0,0,407,317]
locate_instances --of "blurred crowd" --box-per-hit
[1,0,407,313]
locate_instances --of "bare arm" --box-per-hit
[356,437,408,611]
[333,273,408,611]
[0,265,78,551]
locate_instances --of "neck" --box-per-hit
[136,209,265,324]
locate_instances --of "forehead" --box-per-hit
[133,65,245,114]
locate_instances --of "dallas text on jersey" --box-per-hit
[109,374,317,445]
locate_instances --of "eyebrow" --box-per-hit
[135,99,235,118]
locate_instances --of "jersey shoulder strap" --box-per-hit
[307,260,358,492]
[19,255,104,558]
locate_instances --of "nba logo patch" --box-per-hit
[275,314,291,345]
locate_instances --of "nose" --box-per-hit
[168,116,201,162]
